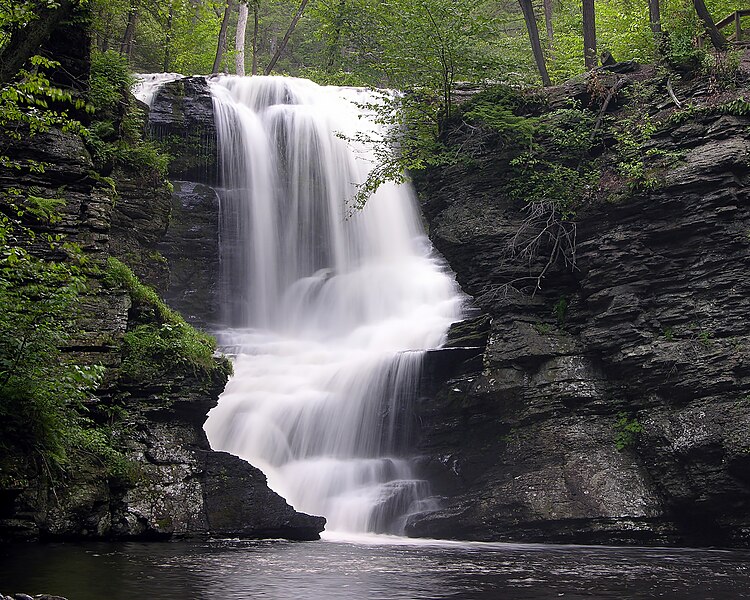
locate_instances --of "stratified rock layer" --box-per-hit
[0,116,324,541]
[410,72,750,547]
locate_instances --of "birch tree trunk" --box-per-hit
[235,0,249,76]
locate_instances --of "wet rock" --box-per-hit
[149,77,217,182]
[203,452,326,540]
[0,91,325,543]
[158,181,221,327]
[412,81,750,547]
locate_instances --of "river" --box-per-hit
[2,534,749,599]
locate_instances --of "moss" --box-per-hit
[104,257,230,382]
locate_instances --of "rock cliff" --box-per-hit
[0,99,324,541]
[408,65,750,547]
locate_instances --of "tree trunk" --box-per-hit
[236,1,249,76]
[518,0,551,86]
[0,0,75,83]
[163,5,174,72]
[326,0,347,71]
[264,0,310,75]
[582,0,597,69]
[649,0,661,34]
[692,0,728,49]
[213,0,234,73]
[120,0,139,59]
[251,0,260,75]
[543,0,554,51]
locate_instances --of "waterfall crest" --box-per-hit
[204,75,463,533]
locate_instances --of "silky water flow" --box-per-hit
[203,76,463,534]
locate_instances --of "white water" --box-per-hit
[204,76,463,533]
[133,73,184,106]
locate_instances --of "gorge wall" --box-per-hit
[408,65,750,547]
[113,67,750,548]
[4,58,748,548]
[0,66,324,540]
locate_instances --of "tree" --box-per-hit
[163,3,174,71]
[518,0,551,86]
[251,0,260,75]
[649,0,661,35]
[264,0,310,75]
[543,0,554,52]
[582,0,597,68]
[692,0,728,49]
[236,0,249,75]
[120,0,140,58]
[324,0,347,71]
[213,0,234,73]
[0,0,77,84]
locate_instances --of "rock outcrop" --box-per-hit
[148,77,222,327]
[0,112,324,541]
[408,67,750,547]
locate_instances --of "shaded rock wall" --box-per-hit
[409,72,750,547]
[0,112,324,542]
[149,77,222,328]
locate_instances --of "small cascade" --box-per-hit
[133,73,184,107]
[203,75,463,534]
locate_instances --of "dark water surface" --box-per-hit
[1,534,749,599]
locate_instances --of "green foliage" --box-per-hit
[120,322,219,381]
[614,115,681,192]
[297,68,371,88]
[460,86,539,145]
[501,104,598,217]
[660,0,706,72]
[614,412,644,450]
[667,97,750,127]
[0,199,107,476]
[347,90,459,209]
[0,56,88,178]
[71,425,134,483]
[105,257,228,381]
[89,50,133,116]
[85,51,171,177]
[554,297,568,325]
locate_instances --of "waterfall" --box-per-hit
[204,75,463,534]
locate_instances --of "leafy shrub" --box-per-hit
[86,51,171,177]
[0,205,105,476]
[121,322,218,381]
[614,412,644,450]
[88,51,133,118]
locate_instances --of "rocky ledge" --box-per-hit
[408,65,750,547]
[0,117,324,541]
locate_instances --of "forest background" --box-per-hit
[84,0,748,87]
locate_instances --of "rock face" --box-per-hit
[148,77,222,327]
[0,109,324,541]
[148,76,218,183]
[408,73,750,547]
[158,180,221,327]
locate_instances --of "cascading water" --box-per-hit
[203,75,463,534]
